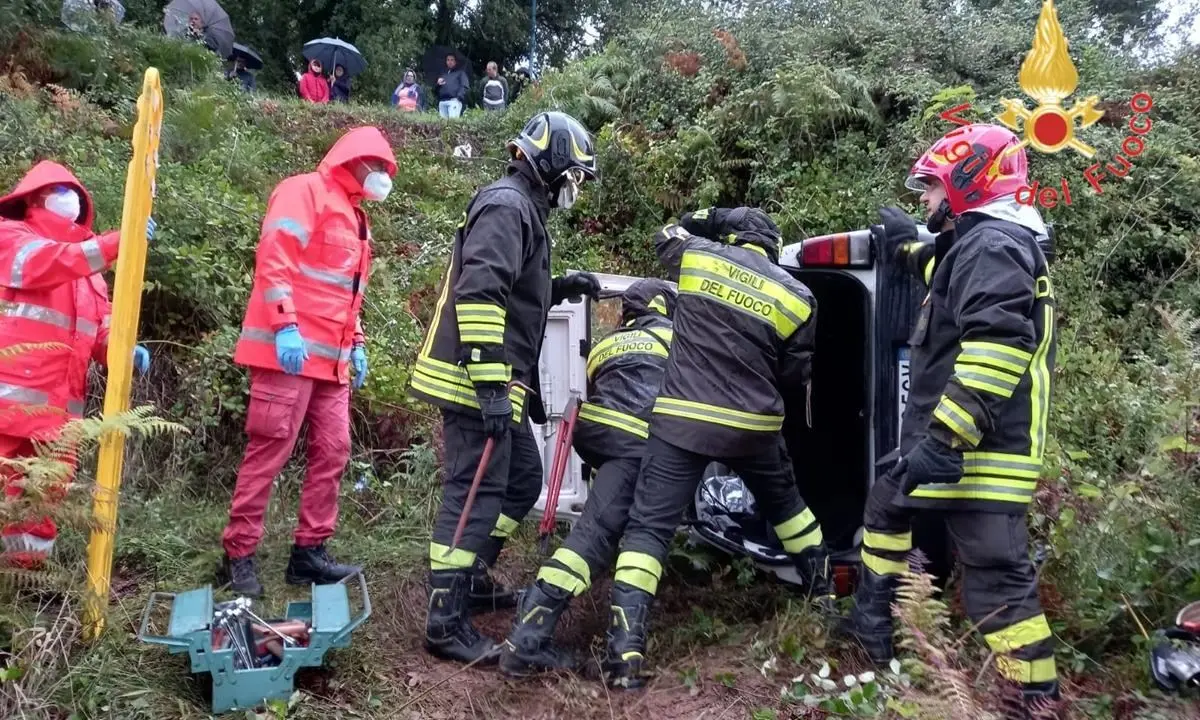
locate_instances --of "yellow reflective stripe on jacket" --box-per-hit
[491,513,519,539]
[908,475,1036,503]
[954,362,1021,398]
[933,395,982,447]
[922,256,935,284]
[963,452,1042,479]
[648,294,668,316]
[466,362,511,384]
[456,302,506,345]
[1029,304,1054,458]
[958,340,1032,375]
[586,329,670,380]
[984,613,1052,653]
[411,354,526,423]
[653,396,783,432]
[613,551,663,595]
[678,250,810,338]
[578,402,649,439]
[996,656,1057,684]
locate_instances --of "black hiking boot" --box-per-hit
[794,543,838,615]
[1015,680,1063,720]
[602,583,654,689]
[499,581,576,677]
[284,544,362,585]
[219,553,264,598]
[835,567,898,665]
[468,556,518,613]
[425,570,497,665]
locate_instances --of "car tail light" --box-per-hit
[800,228,875,268]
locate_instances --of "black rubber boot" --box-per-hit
[425,570,497,664]
[602,583,654,689]
[284,544,362,585]
[498,581,577,676]
[836,567,898,665]
[794,543,838,615]
[220,553,264,598]
[467,540,518,612]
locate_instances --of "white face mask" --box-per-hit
[362,170,392,202]
[555,169,583,210]
[44,187,81,221]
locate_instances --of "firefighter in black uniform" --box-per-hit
[602,207,836,689]
[841,123,1060,714]
[408,110,602,665]
[498,278,678,676]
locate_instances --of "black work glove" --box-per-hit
[551,272,601,305]
[899,436,964,495]
[474,381,512,439]
[878,207,920,264]
[681,207,780,242]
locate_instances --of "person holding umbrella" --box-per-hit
[226,44,261,93]
[330,65,352,104]
[162,0,234,58]
[302,38,366,106]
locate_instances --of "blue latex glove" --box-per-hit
[146,216,157,241]
[350,345,368,389]
[133,345,150,375]
[275,325,309,375]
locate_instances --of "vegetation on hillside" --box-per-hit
[0,0,1198,717]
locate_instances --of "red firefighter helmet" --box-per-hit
[905,123,1028,216]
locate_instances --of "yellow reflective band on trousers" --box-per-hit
[909,476,1036,504]
[773,507,816,539]
[773,508,823,553]
[954,362,1021,399]
[586,329,670,379]
[985,613,1052,653]
[466,362,511,384]
[613,551,663,595]
[538,547,592,596]
[1029,304,1054,458]
[578,402,649,439]
[863,529,912,552]
[430,542,475,570]
[410,355,526,423]
[959,340,1033,376]
[653,396,782,433]
[862,550,908,576]
[490,513,519,538]
[996,656,1057,684]
[933,395,982,447]
[678,250,811,338]
[778,525,822,553]
[455,302,506,345]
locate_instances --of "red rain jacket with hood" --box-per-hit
[0,161,120,440]
[299,69,330,103]
[234,126,396,384]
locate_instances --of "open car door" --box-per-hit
[531,271,667,527]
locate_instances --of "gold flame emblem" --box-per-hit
[996,0,1104,157]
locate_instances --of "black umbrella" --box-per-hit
[228,43,263,70]
[303,37,366,77]
[422,45,472,85]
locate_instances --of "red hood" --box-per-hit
[318,126,397,179]
[0,161,94,229]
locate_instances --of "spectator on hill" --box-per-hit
[331,64,352,104]
[298,59,330,104]
[481,62,509,112]
[436,54,468,118]
[392,70,425,112]
[226,56,256,93]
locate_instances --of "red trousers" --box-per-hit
[221,369,351,558]
[1,433,72,567]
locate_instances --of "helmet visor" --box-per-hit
[905,174,933,192]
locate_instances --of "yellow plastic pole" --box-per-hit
[83,68,163,639]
